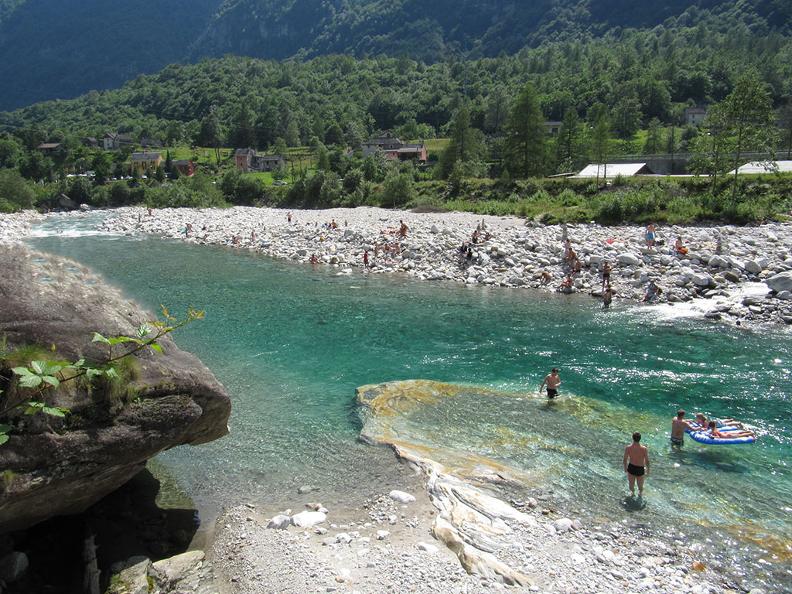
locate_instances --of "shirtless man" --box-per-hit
[623,432,650,497]
[539,368,561,399]
[671,409,691,447]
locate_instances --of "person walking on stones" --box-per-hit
[539,368,561,399]
[645,224,656,248]
[601,261,611,290]
[623,432,649,498]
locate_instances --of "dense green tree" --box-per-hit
[382,171,415,208]
[438,104,485,179]
[484,87,509,134]
[229,102,256,149]
[504,84,546,178]
[643,118,663,154]
[720,71,778,199]
[778,99,792,159]
[0,134,23,168]
[273,137,288,156]
[197,110,224,162]
[589,104,611,185]
[0,169,35,212]
[555,108,581,172]
[324,123,344,146]
[612,95,642,140]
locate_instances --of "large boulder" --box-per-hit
[767,271,792,294]
[618,253,642,266]
[0,245,231,534]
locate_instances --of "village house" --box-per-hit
[103,132,134,151]
[172,159,196,177]
[684,106,708,126]
[36,142,64,155]
[82,137,99,148]
[234,149,286,172]
[129,152,163,175]
[140,136,163,149]
[361,136,428,163]
[543,121,562,135]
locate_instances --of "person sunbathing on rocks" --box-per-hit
[540,270,552,285]
[559,276,574,293]
[675,236,689,255]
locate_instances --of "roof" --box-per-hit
[727,160,792,175]
[131,152,162,161]
[37,143,61,149]
[235,148,256,156]
[172,160,193,166]
[255,154,285,161]
[573,163,654,178]
[685,106,707,113]
[364,137,403,145]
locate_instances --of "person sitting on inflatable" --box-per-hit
[707,420,755,440]
[675,236,689,255]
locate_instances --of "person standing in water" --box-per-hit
[623,432,649,497]
[671,409,691,447]
[539,368,561,399]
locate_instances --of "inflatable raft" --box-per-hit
[685,421,756,445]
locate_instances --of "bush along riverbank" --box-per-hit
[99,206,792,327]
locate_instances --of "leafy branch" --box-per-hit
[0,306,204,444]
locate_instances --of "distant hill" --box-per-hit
[0,0,220,110]
[0,0,789,110]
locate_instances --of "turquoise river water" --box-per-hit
[26,215,792,589]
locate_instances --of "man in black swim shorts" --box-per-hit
[623,432,650,497]
[539,368,561,399]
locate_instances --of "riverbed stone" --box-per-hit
[389,490,416,504]
[766,271,792,293]
[291,511,327,528]
[267,515,292,530]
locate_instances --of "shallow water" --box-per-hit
[25,214,792,587]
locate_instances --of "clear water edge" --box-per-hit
[22,214,792,590]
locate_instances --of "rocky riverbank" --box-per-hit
[98,206,792,327]
[211,485,736,594]
[0,211,40,244]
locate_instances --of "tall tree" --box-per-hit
[589,104,611,186]
[230,102,256,149]
[484,87,509,134]
[556,108,580,172]
[504,84,546,178]
[778,99,792,160]
[721,71,778,200]
[643,118,663,154]
[197,109,224,164]
[612,94,642,140]
[438,103,485,179]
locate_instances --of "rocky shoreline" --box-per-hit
[94,206,792,328]
[210,485,737,594]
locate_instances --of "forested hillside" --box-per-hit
[193,0,792,61]
[0,0,790,110]
[0,0,219,110]
[3,20,790,146]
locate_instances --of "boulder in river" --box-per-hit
[766,271,792,293]
[0,245,231,533]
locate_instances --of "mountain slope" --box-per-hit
[0,0,219,110]
[0,0,789,110]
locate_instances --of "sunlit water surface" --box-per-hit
[25,214,792,588]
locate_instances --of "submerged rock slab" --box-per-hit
[0,245,231,533]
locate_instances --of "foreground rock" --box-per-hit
[0,245,232,533]
[108,550,218,594]
[99,207,792,327]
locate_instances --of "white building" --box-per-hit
[573,163,654,179]
[727,160,792,175]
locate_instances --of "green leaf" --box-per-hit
[42,375,60,387]
[73,358,85,368]
[30,361,44,374]
[0,435,8,445]
[42,406,67,418]
[149,343,163,354]
[24,402,45,415]
[0,424,11,434]
[137,324,152,338]
[108,336,140,346]
[92,332,111,345]
[19,374,42,389]
[11,367,33,377]
[104,368,119,380]
[85,368,103,379]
